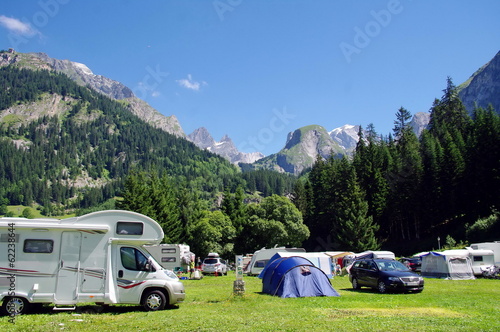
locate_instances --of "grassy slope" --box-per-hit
[1,273,499,331]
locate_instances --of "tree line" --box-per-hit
[116,170,309,258]
[293,78,499,255]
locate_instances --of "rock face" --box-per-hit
[187,127,264,164]
[329,124,361,154]
[31,52,134,100]
[410,112,430,137]
[458,50,500,114]
[187,127,215,149]
[253,125,344,175]
[0,51,185,137]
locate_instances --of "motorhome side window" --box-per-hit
[120,247,152,271]
[24,239,54,253]
[162,257,176,263]
[116,222,143,235]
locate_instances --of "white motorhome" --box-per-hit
[0,210,185,315]
[144,244,193,273]
[245,247,305,276]
[470,241,500,265]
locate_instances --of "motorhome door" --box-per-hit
[55,231,82,303]
[116,245,152,303]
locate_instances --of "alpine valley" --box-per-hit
[0,49,499,255]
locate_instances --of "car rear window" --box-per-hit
[204,258,218,264]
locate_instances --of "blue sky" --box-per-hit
[1,1,499,156]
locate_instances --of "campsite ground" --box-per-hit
[1,272,499,331]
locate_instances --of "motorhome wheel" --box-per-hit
[142,290,166,311]
[2,296,29,315]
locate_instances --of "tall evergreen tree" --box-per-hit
[331,158,380,251]
[429,77,471,137]
[465,106,500,217]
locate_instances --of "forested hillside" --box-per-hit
[1,63,498,258]
[294,79,500,255]
[0,66,248,214]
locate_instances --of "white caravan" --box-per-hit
[0,210,185,315]
[245,247,306,276]
[470,241,500,265]
[465,247,495,276]
[144,244,194,272]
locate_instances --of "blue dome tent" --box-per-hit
[259,256,340,298]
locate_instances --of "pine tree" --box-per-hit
[429,77,471,138]
[465,106,500,217]
[150,175,182,243]
[331,158,380,251]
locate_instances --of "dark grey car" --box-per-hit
[349,258,424,293]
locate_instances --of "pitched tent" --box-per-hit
[421,251,475,280]
[260,256,340,298]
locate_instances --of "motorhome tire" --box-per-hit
[2,296,30,315]
[142,290,166,311]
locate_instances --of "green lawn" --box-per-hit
[1,273,499,331]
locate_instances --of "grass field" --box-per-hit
[1,273,499,332]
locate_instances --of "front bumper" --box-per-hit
[387,277,424,292]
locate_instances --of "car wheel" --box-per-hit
[142,290,166,311]
[352,278,360,290]
[2,296,30,315]
[377,281,387,294]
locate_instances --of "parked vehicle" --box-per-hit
[349,258,424,293]
[144,244,194,273]
[201,253,227,276]
[245,247,305,276]
[398,257,422,272]
[466,247,495,276]
[470,241,500,265]
[480,265,500,279]
[0,210,185,315]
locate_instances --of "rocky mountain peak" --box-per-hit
[31,52,134,100]
[187,127,215,149]
[329,124,361,153]
[458,50,500,114]
[254,125,344,175]
[410,112,430,136]
[187,128,264,165]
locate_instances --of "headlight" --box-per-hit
[387,277,400,282]
[164,270,179,280]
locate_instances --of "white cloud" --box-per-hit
[0,15,38,36]
[176,74,207,91]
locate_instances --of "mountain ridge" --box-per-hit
[2,48,498,175]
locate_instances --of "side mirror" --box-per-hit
[145,260,155,272]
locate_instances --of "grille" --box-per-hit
[401,277,420,282]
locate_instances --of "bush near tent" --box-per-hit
[259,256,340,298]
